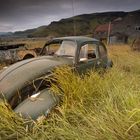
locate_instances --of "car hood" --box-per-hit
[0,56,72,101]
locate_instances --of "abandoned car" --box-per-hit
[0,36,113,119]
[0,43,37,64]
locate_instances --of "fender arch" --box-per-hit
[23,54,35,60]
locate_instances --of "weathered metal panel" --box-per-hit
[0,44,37,64]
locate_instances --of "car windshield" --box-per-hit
[55,40,76,57]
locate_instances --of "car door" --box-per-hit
[76,42,101,74]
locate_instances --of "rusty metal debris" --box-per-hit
[0,43,38,64]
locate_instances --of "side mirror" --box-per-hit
[79,58,88,63]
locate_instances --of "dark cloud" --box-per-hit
[0,0,139,32]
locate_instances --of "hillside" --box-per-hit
[13,10,140,38]
[0,32,13,37]
[112,10,140,37]
[13,11,126,37]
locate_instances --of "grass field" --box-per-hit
[0,44,140,140]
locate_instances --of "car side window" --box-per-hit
[99,44,107,57]
[79,43,98,61]
[46,43,60,55]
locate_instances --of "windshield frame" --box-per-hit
[41,39,77,62]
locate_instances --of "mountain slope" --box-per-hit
[0,32,13,36]
[13,10,140,37]
[112,10,140,37]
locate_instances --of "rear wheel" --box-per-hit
[9,78,52,109]
[14,89,60,120]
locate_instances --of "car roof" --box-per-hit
[52,36,99,45]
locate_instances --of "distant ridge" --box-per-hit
[9,9,140,38]
[0,32,13,36]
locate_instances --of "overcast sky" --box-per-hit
[0,0,139,32]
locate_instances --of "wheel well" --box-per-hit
[23,54,35,60]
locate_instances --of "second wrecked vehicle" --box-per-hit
[0,43,37,64]
[0,36,113,119]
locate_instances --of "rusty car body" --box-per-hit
[0,36,113,119]
[0,43,37,64]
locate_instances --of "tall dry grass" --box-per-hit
[0,44,140,140]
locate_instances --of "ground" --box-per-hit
[0,43,140,140]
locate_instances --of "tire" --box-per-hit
[14,89,60,120]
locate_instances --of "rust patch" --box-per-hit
[0,44,37,64]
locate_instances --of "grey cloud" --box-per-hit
[0,0,139,32]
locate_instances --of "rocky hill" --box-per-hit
[112,10,140,38]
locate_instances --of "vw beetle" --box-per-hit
[0,36,113,119]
